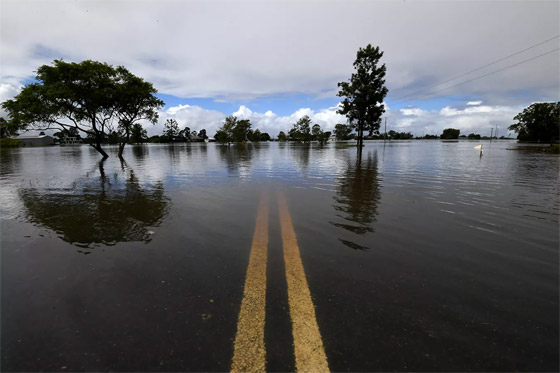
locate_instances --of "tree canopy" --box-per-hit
[441,128,460,139]
[334,123,354,140]
[508,102,560,143]
[289,115,313,142]
[337,45,388,150]
[215,116,252,144]
[1,59,163,158]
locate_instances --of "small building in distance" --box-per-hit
[13,135,55,146]
[59,136,81,145]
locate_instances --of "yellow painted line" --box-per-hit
[277,191,329,372]
[231,194,269,373]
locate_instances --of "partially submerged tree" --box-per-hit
[1,59,163,158]
[130,123,148,144]
[334,123,354,140]
[337,45,388,150]
[289,115,312,142]
[163,119,180,142]
[440,128,460,139]
[509,102,560,143]
[215,116,252,144]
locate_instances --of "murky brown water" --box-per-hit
[1,141,558,371]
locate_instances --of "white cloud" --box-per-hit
[152,102,519,139]
[440,105,506,117]
[467,101,483,106]
[150,104,346,138]
[391,104,521,136]
[400,107,426,116]
[0,0,557,105]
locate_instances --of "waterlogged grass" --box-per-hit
[508,144,560,154]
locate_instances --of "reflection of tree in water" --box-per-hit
[331,152,380,250]
[292,143,310,173]
[0,149,22,177]
[19,160,169,252]
[218,144,255,174]
[131,144,149,159]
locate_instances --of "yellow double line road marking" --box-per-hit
[231,192,329,372]
[277,191,329,372]
[231,195,269,372]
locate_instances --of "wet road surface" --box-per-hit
[1,141,558,371]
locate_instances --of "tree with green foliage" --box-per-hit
[441,128,460,139]
[163,119,180,142]
[312,124,321,140]
[216,116,236,144]
[260,132,271,141]
[508,102,560,143]
[334,123,354,140]
[337,45,388,150]
[387,130,413,140]
[289,115,312,142]
[215,116,252,144]
[310,123,331,143]
[232,119,251,142]
[467,133,481,140]
[277,131,288,142]
[178,126,191,142]
[198,129,208,140]
[248,128,262,142]
[1,59,163,158]
[130,123,148,144]
[0,117,22,138]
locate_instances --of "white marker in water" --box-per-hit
[474,144,483,156]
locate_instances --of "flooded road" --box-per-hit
[1,141,558,371]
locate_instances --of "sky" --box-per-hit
[1,0,558,138]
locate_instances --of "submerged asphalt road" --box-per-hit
[1,142,558,371]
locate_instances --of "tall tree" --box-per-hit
[508,102,560,143]
[130,123,148,144]
[337,45,388,151]
[1,60,163,158]
[179,126,191,142]
[440,128,460,139]
[163,119,180,142]
[289,115,313,142]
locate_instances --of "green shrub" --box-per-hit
[0,138,23,148]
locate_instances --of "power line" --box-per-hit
[393,35,560,102]
[396,48,559,102]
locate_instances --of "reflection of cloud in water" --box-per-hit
[331,152,380,250]
[19,160,169,252]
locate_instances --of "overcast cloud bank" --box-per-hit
[0,1,557,136]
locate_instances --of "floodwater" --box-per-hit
[1,141,558,372]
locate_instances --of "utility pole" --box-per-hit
[495,124,498,140]
[490,128,493,143]
[384,117,387,141]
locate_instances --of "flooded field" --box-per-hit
[1,140,558,372]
